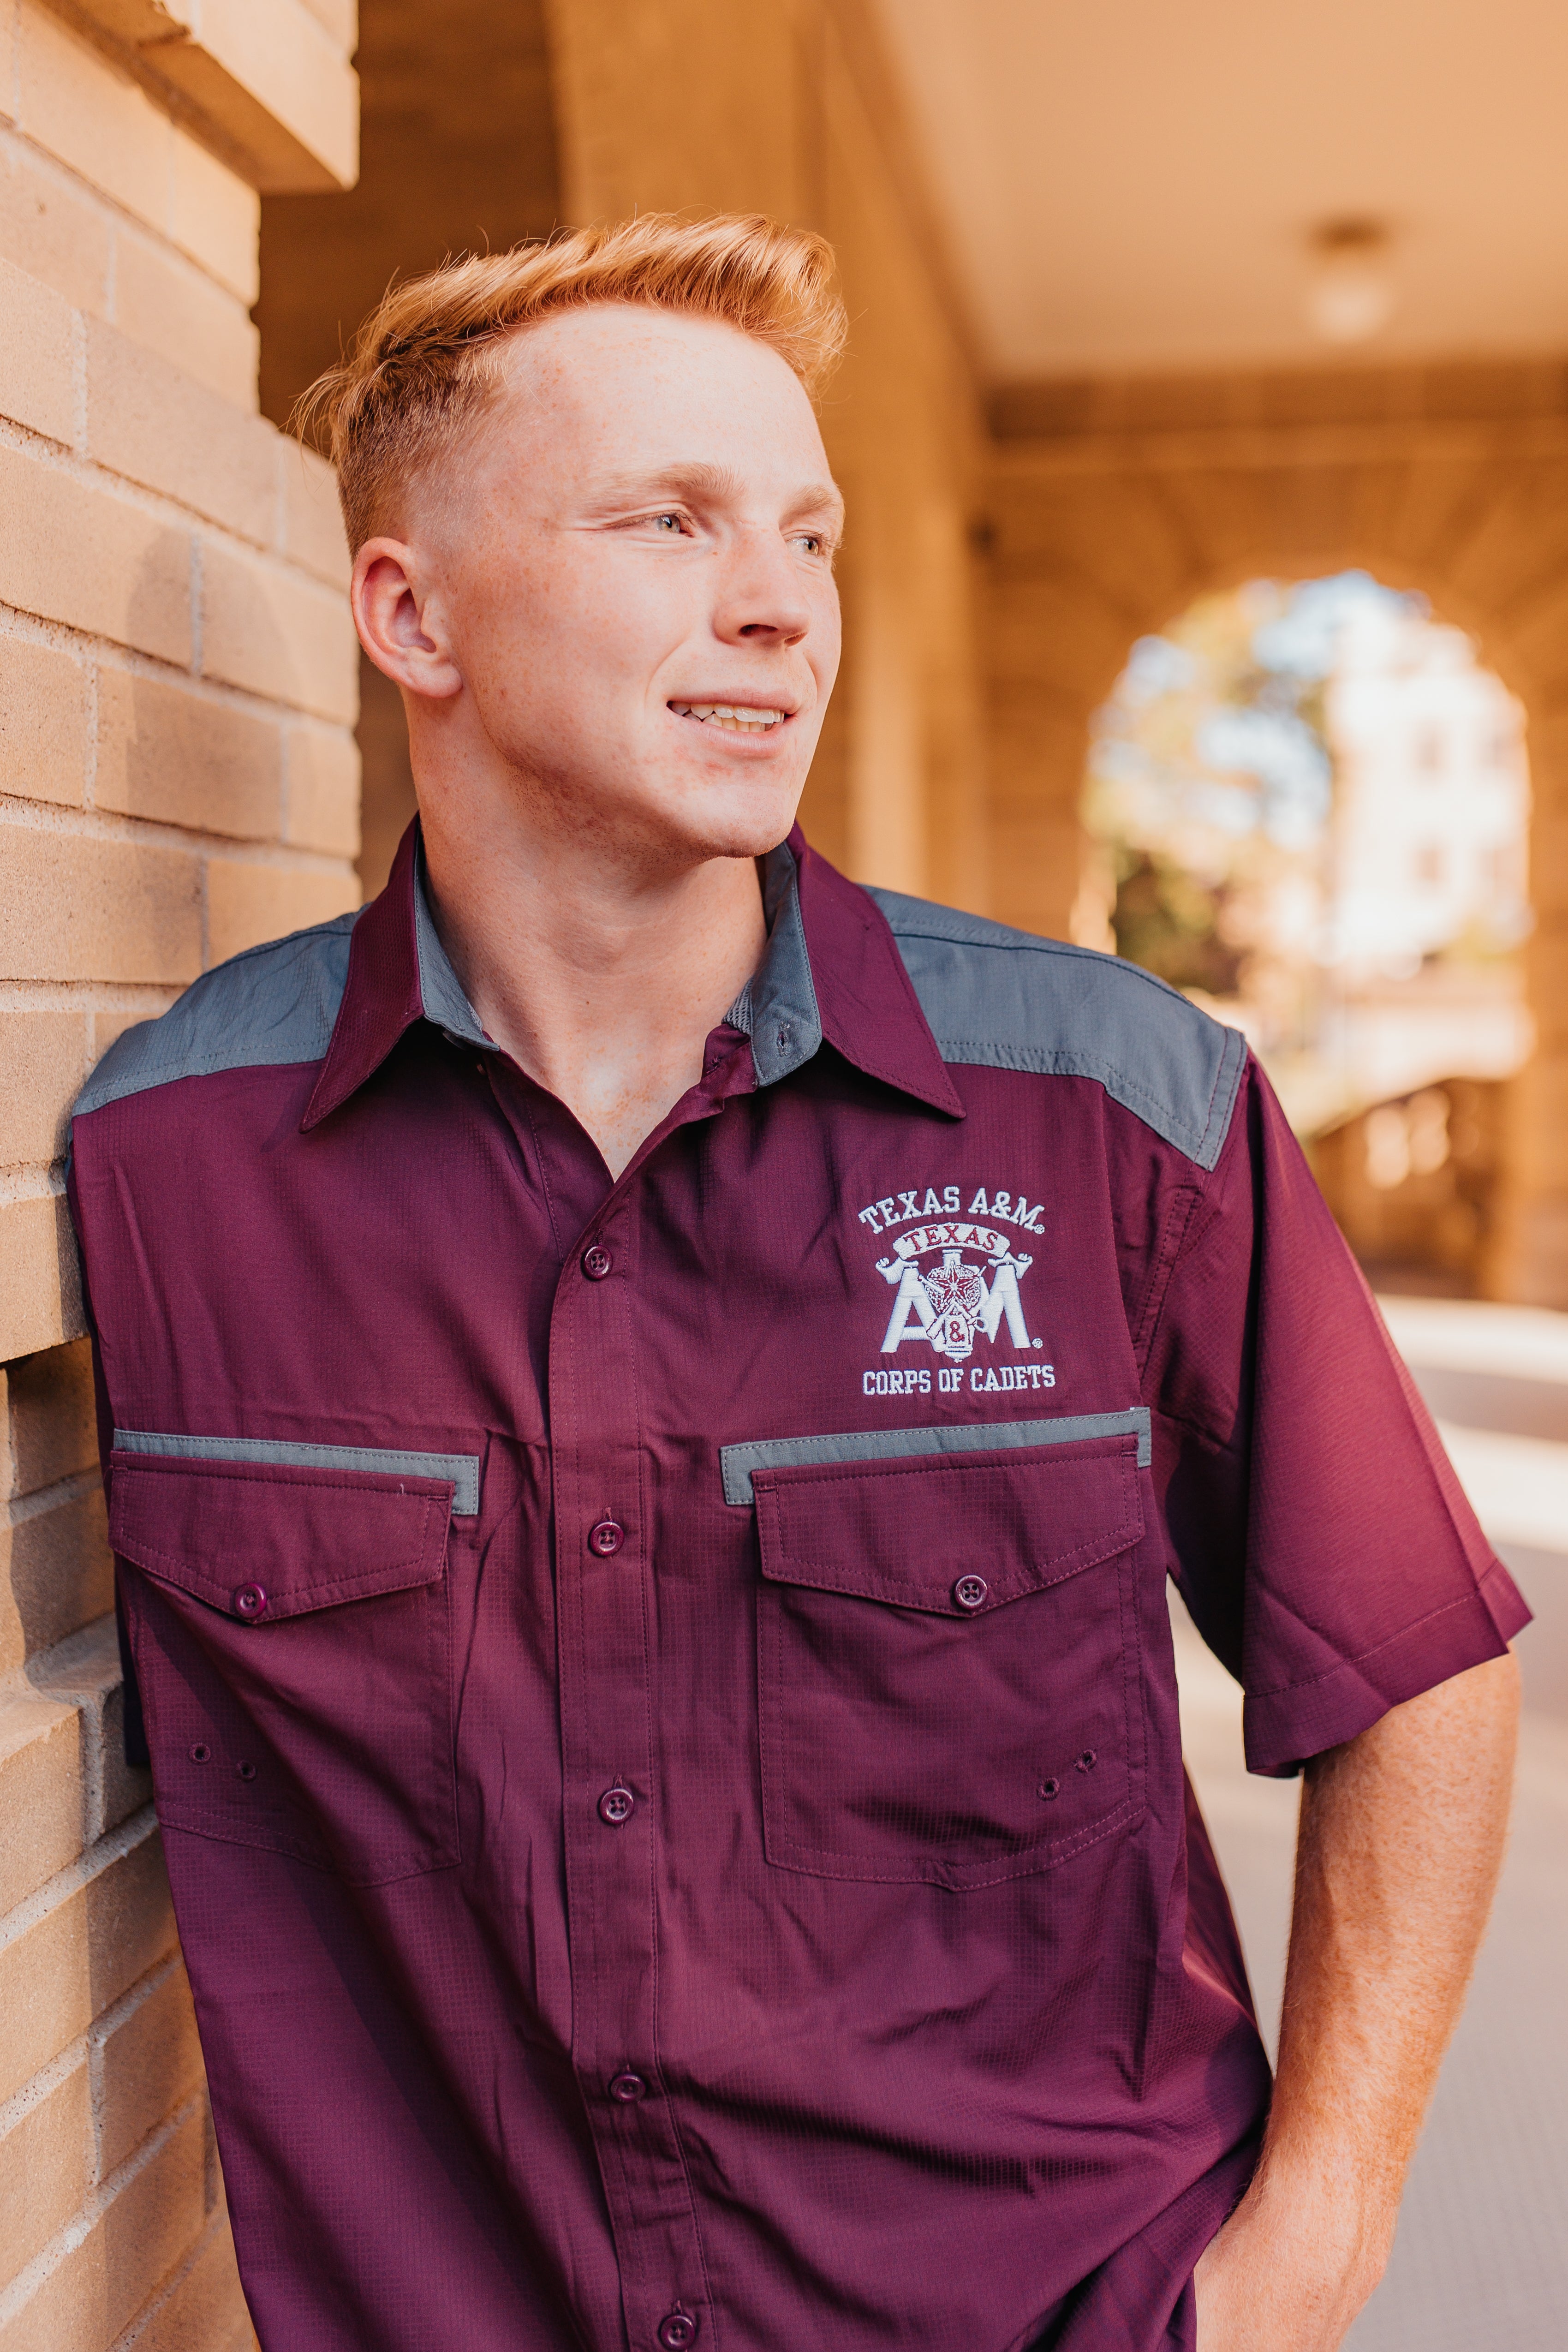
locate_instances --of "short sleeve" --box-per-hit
[1145,1054,1530,1776]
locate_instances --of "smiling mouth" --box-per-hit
[669,702,788,734]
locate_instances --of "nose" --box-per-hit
[710,524,813,649]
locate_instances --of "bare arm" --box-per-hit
[1195,1649,1520,2351]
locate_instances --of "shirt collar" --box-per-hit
[303,818,961,1130]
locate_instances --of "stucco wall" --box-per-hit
[0,4,360,2342]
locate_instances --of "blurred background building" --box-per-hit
[3,4,1568,2346]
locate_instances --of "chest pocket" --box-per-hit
[110,1452,462,1885]
[751,1435,1146,1890]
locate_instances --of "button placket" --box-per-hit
[548,1202,715,2352]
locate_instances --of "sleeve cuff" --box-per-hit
[1242,1555,1531,1778]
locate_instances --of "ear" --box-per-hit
[352,538,464,701]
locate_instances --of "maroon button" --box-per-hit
[608,2070,647,2103]
[657,2310,699,2351]
[952,1574,989,1612]
[233,1582,268,1618]
[598,1784,634,1826]
[582,1244,613,1280]
[588,1518,625,1557]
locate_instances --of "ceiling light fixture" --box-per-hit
[1306,218,1395,345]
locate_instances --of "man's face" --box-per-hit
[401,304,843,865]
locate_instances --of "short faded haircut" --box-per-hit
[297,212,847,552]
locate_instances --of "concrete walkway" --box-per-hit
[1173,1295,1568,2349]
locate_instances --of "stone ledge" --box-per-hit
[37,0,358,193]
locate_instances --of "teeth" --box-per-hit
[670,702,786,732]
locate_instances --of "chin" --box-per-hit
[680,807,801,866]
[646,770,805,866]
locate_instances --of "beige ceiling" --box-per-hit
[870,0,1568,379]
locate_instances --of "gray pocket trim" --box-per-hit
[112,1430,481,1518]
[721,1406,1151,1505]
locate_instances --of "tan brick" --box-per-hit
[34,1618,152,1842]
[86,322,278,543]
[0,255,76,442]
[15,4,173,234]
[0,2100,204,2352]
[7,1340,98,1499]
[168,128,259,307]
[113,232,258,411]
[0,1894,90,2108]
[95,1962,203,2177]
[0,444,191,665]
[0,1011,92,1170]
[85,1836,178,2039]
[0,1835,169,2105]
[0,1483,113,1675]
[0,1690,83,1912]
[0,1194,83,1369]
[0,827,202,984]
[278,443,349,588]
[201,542,357,722]
[0,143,112,317]
[90,1007,163,1064]
[0,2058,91,2279]
[0,635,91,807]
[96,669,282,840]
[205,859,357,966]
[115,2214,255,2352]
[284,725,358,857]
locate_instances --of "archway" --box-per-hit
[982,370,1568,1301]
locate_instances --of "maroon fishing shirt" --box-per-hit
[68,822,1526,2352]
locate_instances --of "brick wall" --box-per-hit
[0,3,359,2342]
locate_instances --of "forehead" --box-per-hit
[485,303,831,481]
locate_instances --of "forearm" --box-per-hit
[1197,1648,1520,2349]
[1264,1647,1518,2206]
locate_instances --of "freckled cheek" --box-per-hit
[458,550,701,725]
[810,592,843,692]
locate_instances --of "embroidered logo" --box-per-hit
[875,1220,1035,1359]
[856,1188,1053,1396]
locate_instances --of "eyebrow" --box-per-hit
[591,464,846,531]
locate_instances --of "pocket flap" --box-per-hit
[753,1437,1143,1616]
[109,1453,452,1621]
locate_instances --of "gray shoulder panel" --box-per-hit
[865,887,1246,1171]
[73,912,358,1120]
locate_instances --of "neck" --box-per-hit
[417,775,770,1183]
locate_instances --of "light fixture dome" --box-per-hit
[1306,219,1395,344]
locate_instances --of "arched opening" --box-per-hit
[1079,573,1532,1294]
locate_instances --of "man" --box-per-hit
[70,215,1523,2352]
